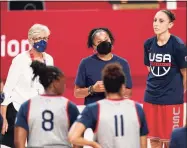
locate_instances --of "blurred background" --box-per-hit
[0,0,186,105]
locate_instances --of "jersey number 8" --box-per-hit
[42,110,54,131]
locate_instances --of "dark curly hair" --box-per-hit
[102,62,125,93]
[87,27,115,48]
[30,61,63,89]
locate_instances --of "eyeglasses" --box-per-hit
[32,37,49,42]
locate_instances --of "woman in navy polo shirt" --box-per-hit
[74,27,132,105]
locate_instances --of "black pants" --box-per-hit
[1,103,17,147]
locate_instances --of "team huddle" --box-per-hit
[0,9,187,148]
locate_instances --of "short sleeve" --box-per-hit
[75,59,86,87]
[135,103,149,136]
[76,103,98,131]
[121,61,132,89]
[15,100,30,131]
[67,101,80,128]
[174,42,187,68]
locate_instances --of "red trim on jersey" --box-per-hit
[94,102,100,133]
[66,101,70,128]
[40,94,63,97]
[134,103,141,128]
[107,98,125,101]
[27,99,31,124]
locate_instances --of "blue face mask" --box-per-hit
[33,40,47,52]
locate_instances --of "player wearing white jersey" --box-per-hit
[14,61,80,148]
[68,63,149,148]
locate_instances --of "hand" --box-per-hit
[92,142,102,148]
[1,118,8,135]
[92,81,105,93]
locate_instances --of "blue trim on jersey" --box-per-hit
[15,100,30,131]
[169,127,187,148]
[135,103,149,136]
[76,103,98,131]
[67,101,80,128]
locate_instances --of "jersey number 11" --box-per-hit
[114,115,124,137]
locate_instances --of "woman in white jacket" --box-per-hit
[0,24,54,147]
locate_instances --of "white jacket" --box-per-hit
[2,50,54,111]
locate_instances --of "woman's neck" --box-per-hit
[157,32,171,46]
[106,93,123,100]
[44,89,57,96]
[97,53,113,61]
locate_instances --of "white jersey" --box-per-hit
[95,99,140,148]
[15,95,79,148]
[77,99,148,148]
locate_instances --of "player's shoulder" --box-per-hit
[144,36,156,47]
[58,96,78,109]
[78,54,97,67]
[78,56,91,65]
[83,54,97,62]
[125,99,143,111]
[19,99,31,111]
[85,102,99,111]
[67,99,77,108]
[171,35,184,45]
[123,99,142,108]
[113,54,128,63]
[135,101,143,108]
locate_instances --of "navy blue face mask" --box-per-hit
[33,40,47,52]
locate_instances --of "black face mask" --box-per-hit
[96,41,112,55]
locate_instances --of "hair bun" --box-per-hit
[30,60,47,80]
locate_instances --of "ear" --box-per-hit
[28,38,34,46]
[168,22,174,29]
[122,84,126,91]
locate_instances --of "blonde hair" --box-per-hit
[28,24,50,44]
